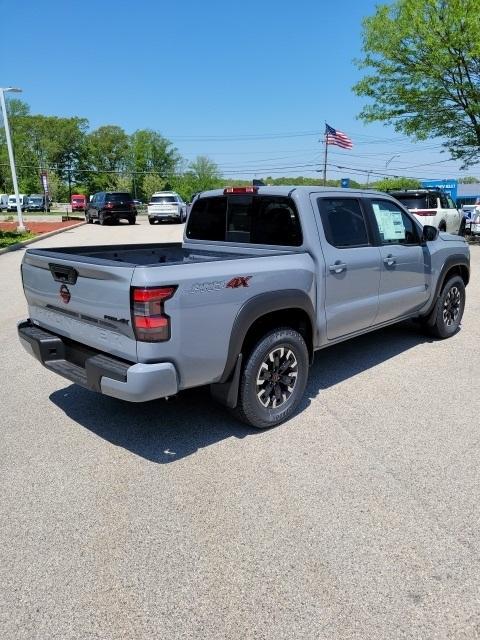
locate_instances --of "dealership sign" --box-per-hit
[421,179,458,201]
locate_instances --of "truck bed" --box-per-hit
[26,242,270,267]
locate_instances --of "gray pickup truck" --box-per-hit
[18,186,470,428]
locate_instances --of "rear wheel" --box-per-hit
[128,215,136,225]
[149,219,155,225]
[424,275,465,339]
[99,212,106,225]
[233,327,309,429]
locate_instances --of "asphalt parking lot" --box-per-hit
[1,219,480,639]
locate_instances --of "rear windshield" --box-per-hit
[105,193,132,202]
[150,196,177,203]
[392,193,438,209]
[29,197,43,203]
[186,195,303,246]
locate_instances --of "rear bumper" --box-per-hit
[18,320,178,402]
[148,213,181,221]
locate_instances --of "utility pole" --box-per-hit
[322,125,328,186]
[0,87,25,232]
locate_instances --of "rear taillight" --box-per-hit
[131,286,176,342]
[414,209,435,216]
[105,202,114,209]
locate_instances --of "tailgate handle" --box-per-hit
[49,263,78,284]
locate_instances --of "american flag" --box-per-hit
[325,123,353,149]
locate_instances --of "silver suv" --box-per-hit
[147,191,186,224]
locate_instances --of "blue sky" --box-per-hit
[1,0,472,181]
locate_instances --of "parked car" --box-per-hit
[71,194,87,212]
[461,200,480,235]
[85,191,136,225]
[26,194,50,212]
[7,194,29,212]
[148,191,186,224]
[18,186,469,429]
[388,189,462,234]
[0,194,9,211]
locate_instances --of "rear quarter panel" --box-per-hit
[132,252,316,389]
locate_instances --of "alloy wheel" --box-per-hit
[256,346,298,408]
[443,286,461,326]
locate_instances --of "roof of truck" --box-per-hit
[199,186,386,198]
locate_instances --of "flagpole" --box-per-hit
[322,124,328,186]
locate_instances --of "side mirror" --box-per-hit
[422,224,439,242]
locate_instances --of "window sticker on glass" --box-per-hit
[372,203,406,242]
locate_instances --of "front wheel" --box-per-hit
[128,215,136,225]
[233,327,309,429]
[424,275,465,339]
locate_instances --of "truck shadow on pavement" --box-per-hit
[49,322,433,464]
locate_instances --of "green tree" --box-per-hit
[130,129,181,199]
[458,176,480,183]
[142,174,167,201]
[188,156,222,189]
[85,125,130,192]
[1,98,88,194]
[354,0,480,166]
[370,177,421,191]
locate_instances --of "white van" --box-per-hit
[7,194,28,212]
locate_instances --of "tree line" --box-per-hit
[0,98,228,202]
[2,94,477,204]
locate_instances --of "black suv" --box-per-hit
[86,192,136,225]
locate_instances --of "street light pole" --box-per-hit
[0,87,25,233]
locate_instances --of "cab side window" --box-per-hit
[370,199,420,245]
[317,198,369,248]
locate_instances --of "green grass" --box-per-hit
[0,230,36,249]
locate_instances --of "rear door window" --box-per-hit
[394,194,437,209]
[150,196,177,203]
[317,198,369,248]
[186,195,302,246]
[106,192,131,202]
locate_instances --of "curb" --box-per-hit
[0,221,86,256]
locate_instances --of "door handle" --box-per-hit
[383,255,396,267]
[329,261,347,274]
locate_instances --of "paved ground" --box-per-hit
[1,220,479,640]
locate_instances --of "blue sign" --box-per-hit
[341,178,350,188]
[421,179,458,202]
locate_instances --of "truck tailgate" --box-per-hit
[22,251,138,362]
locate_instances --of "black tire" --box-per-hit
[424,275,465,339]
[439,221,447,232]
[149,219,155,225]
[233,327,309,429]
[99,212,106,226]
[86,213,92,224]
[128,216,136,225]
